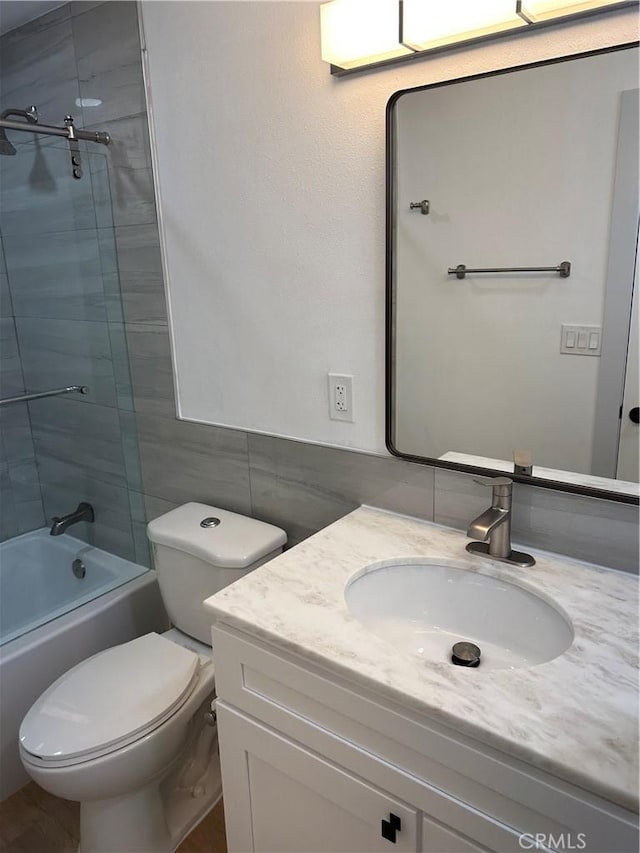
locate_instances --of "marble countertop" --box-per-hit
[204,506,639,811]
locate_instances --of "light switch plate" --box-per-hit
[560,325,602,356]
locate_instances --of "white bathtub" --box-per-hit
[0,529,169,800]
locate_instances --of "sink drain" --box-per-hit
[451,641,481,668]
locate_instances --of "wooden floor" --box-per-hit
[0,782,227,853]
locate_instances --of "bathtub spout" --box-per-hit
[50,502,94,535]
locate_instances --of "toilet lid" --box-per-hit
[20,633,199,762]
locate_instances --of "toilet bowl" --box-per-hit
[21,631,216,852]
[19,504,286,852]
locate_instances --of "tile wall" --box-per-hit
[1,2,636,574]
[0,1,150,560]
[0,238,44,539]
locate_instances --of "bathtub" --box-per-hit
[0,528,169,800]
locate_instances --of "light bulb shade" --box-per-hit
[517,0,631,21]
[320,0,413,69]
[402,0,526,51]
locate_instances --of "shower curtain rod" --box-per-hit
[0,116,110,145]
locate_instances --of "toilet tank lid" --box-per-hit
[146,502,287,568]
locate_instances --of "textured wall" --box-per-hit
[142,1,639,453]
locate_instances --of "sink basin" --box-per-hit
[345,560,573,671]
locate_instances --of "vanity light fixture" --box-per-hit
[516,0,631,21]
[320,0,638,74]
[402,0,526,52]
[319,0,413,70]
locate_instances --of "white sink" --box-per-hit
[345,559,573,671]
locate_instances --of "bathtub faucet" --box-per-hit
[50,502,95,536]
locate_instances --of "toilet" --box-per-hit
[18,503,286,853]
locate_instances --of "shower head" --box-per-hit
[0,106,39,156]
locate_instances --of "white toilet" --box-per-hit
[19,503,286,853]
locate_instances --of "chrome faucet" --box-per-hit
[466,477,535,567]
[50,502,94,536]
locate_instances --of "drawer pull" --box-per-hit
[381,813,401,843]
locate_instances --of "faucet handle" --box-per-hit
[473,476,513,501]
[473,475,513,488]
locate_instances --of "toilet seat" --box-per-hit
[20,633,202,768]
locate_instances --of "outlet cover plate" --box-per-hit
[328,373,354,422]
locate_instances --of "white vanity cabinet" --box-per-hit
[212,625,638,853]
[420,814,486,853]
[218,706,419,853]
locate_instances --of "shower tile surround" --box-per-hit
[0,3,637,575]
[0,234,45,538]
[0,2,151,560]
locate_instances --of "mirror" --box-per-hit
[387,45,639,502]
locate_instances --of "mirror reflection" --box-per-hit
[388,45,639,497]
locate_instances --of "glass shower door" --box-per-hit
[0,137,147,568]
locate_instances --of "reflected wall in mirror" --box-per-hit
[387,44,639,501]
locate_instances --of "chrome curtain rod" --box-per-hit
[0,385,89,407]
[448,261,571,280]
[0,116,110,146]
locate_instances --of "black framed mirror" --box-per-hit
[386,43,639,504]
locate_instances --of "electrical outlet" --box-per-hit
[328,373,354,422]
[335,383,348,411]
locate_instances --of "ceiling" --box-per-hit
[0,1,66,35]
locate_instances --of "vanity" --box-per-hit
[197,39,638,853]
[204,506,638,853]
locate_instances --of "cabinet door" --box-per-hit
[218,704,418,853]
[421,815,488,853]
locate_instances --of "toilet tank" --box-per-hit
[147,503,287,645]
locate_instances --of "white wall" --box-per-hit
[140,0,637,454]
